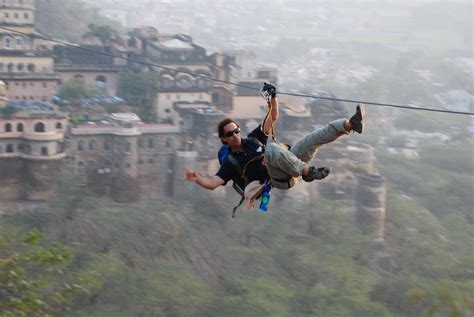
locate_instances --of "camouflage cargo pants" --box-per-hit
[264,118,348,189]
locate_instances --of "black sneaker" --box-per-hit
[349,103,365,134]
[302,166,331,182]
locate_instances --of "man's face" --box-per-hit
[222,122,241,147]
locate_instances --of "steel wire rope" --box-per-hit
[2,26,473,116]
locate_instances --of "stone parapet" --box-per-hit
[138,124,180,134]
[21,131,63,141]
[55,64,125,72]
[19,152,66,160]
[71,125,140,136]
[71,124,180,136]
[0,72,60,80]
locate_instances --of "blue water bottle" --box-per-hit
[259,184,271,212]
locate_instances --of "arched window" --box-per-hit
[77,140,85,151]
[17,63,24,71]
[148,139,154,148]
[6,144,14,153]
[34,122,45,132]
[56,122,62,129]
[27,63,35,72]
[18,143,25,153]
[16,123,24,132]
[41,147,48,156]
[137,139,144,148]
[4,123,12,132]
[95,75,107,89]
[125,142,131,152]
[89,140,97,150]
[7,63,13,72]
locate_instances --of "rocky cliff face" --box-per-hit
[0,159,23,201]
[23,160,63,201]
[0,158,63,202]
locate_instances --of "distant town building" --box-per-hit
[54,45,128,97]
[126,28,236,121]
[0,0,60,103]
[67,112,181,202]
[0,101,68,201]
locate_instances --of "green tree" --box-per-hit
[0,228,99,316]
[57,77,98,105]
[216,278,294,317]
[82,23,119,46]
[410,278,474,317]
[117,70,159,121]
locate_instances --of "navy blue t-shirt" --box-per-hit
[216,125,269,189]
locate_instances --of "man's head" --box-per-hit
[217,117,241,146]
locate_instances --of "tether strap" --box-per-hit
[232,196,245,218]
[262,100,276,142]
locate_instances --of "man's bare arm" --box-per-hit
[184,166,225,190]
[262,96,279,136]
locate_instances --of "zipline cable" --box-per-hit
[1,26,473,116]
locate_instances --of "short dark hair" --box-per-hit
[217,117,240,144]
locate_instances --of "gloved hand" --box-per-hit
[262,82,277,98]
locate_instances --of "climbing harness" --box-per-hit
[217,83,281,217]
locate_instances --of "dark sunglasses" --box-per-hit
[223,128,241,138]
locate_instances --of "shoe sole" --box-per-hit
[356,103,365,133]
[357,103,365,120]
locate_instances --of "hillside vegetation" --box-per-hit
[2,133,473,316]
[35,0,122,41]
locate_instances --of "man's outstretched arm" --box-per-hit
[184,166,225,190]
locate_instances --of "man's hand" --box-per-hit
[184,165,198,182]
[183,166,225,190]
[262,82,277,98]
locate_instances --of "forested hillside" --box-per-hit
[2,129,473,316]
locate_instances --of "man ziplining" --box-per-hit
[184,83,365,215]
